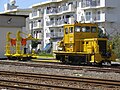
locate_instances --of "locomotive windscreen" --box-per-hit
[98,40,107,53]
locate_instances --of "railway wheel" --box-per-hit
[60,55,66,63]
[56,55,60,60]
[8,56,17,60]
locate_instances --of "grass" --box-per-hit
[38,53,54,58]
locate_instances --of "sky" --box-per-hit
[0,0,46,11]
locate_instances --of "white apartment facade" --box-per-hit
[30,0,120,51]
[30,0,77,51]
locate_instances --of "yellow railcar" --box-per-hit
[54,22,116,65]
[5,31,37,60]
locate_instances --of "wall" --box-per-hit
[0,15,26,58]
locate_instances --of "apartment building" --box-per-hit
[78,0,120,35]
[30,0,78,51]
[30,0,120,52]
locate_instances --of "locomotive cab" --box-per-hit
[63,23,99,52]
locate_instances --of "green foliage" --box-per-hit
[32,40,38,49]
[39,52,54,57]
[110,33,120,58]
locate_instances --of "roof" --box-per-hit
[31,0,65,8]
[0,8,32,15]
[0,14,29,18]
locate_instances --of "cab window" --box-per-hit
[75,26,81,32]
[69,27,73,33]
[91,27,97,33]
[81,26,90,32]
[65,28,68,34]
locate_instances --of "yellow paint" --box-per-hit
[5,30,38,60]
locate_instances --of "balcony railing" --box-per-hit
[46,8,58,14]
[46,5,75,15]
[33,22,43,29]
[50,32,64,38]
[46,19,69,27]
[86,13,115,22]
[30,11,43,19]
[81,0,100,8]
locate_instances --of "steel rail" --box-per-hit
[0,79,85,90]
[0,60,120,73]
[0,71,120,87]
[0,61,120,73]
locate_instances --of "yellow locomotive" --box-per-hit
[54,22,116,65]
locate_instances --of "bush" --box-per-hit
[109,33,120,58]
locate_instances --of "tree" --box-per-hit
[110,32,120,58]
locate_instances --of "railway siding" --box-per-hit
[0,60,120,89]
[0,71,119,90]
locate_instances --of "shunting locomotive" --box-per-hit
[54,22,116,65]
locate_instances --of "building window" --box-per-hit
[68,2,73,5]
[38,42,41,44]
[86,0,90,7]
[33,21,38,27]
[96,0,100,6]
[36,31,39,33]
[97,11,100,20]
[32,9,37,17]
[86,12,91,21]
[91,0,96,7]
[51,30,54,32]
[46,33,50,38]
[81,0,85,8]
[33,31,36,34]
[38,8,41,11]
[38,20,41,22]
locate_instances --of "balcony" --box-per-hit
[92,13,116,23]
[33,22,43,29]
[50,32,64,39]
[46,4,76,16]
[81,0,115,10]
[29,11,43,19]
[81,0,100,9]
[46,19,69,27]
[46,17,75,27]
[46,8,58,14]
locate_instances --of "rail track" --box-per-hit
[0,79,84,90]
[0,60,120,73]
[0,70,119,90]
